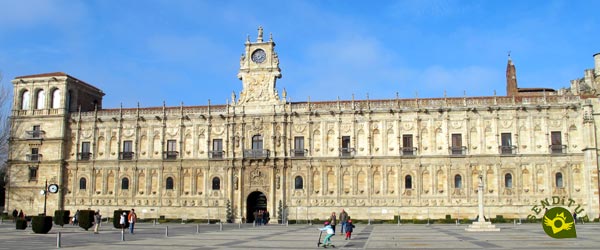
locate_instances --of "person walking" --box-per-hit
[339,209,348,234]
[73,210,80,226]
[329,212,337,234]
[263,209,270,225]
[11,209,18,222]
[18,210,24,219]
[93,210,102,234]
[127,209,137,234]
[573,211,578,224]
[119,212,127,231]
[344,219,355,240]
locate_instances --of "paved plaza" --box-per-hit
[0,221,598,249]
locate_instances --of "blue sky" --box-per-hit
[0,0,598,108]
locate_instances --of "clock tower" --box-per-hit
[236,26,283,105]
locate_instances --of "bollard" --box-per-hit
[153,219,156,226]
[286,221,288,227]
[165,226,169,237]
[238,221,241,229]
[56,232,61,248]
[121,230,125,241]
[253,221,256,227]
[219,222,223,231]
[1,217,3,224]
[196,224,199,234]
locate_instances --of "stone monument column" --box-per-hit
[466,175,500,231]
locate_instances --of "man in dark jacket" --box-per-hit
[339,209,348,233]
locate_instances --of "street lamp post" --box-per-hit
[43,179,48,216]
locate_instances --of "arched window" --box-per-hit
[505,173,513,188]
[405,175,412,189]
[79,177,87,190]
[121,177,129,190]
[555,172,563,188]
[454,174,462,188]
[252,135,263,150]
[166,177,174,190]
[35,89,45,109]
[51,89,61,109]
[212,177,220,190]
[21,90,30,110]
[294,176,303,189]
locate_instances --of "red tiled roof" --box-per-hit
[14,72,103,93]
[15,72,68,79]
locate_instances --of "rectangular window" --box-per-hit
[551,131,563,153]
[165,140,177,159]
[294,136,305,157]
[212,139,223,159]
[341,136,351,157]
[123,141,133,152]
[451,134,463,155]
[252,135,263,150]
[29,166,38,181]
[29,148,40,161]
[402,134,414,155]
[167,140,176,152]
[121,140,133,160]
[80,141,91,160]
[32,125,41,139]
[501,133,513,154]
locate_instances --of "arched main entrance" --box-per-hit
[246,191,267,223]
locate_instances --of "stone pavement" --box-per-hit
[0,221,599,249]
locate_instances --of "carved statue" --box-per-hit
[257,26,263,41]
[282,88,287,100]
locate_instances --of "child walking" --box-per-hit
[345,219,355,240]
[318,221,335,247]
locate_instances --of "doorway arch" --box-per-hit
[246,191,267,223]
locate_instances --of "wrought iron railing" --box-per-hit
[78,152,92,161]
[401,147,417,156]
[449,146,467,155]
[339,148,355,158]
[209,151,224,159]
[549,144,566,154]
[119,152,134,160]
[243,149,270,158]
[498,145,517,155]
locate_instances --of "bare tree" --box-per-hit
[0,72,10,173]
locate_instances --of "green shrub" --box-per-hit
[32,216,53,234]
[16,219,27,230]
[492,215,506,223]
[78,210,95,231]
[113,210,129,229]
[53,210,70,227]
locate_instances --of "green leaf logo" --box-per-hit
[542,207,577,238]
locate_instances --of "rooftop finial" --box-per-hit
[257,26,264,42]
[269,32,273,42]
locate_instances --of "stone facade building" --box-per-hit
[6,28,600,222]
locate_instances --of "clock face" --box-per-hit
[251,49,266,63]
[48,184,59,193]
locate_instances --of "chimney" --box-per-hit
[506,56,518,96]
[594,53,600,75]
